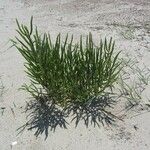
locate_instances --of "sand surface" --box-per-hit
[0,0,150,149]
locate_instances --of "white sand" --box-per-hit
[0,0,150,149]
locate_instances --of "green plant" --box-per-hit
[11,17,121,107]
[106,22,136,40]
[117,58,142,106]
[135,67,150,85]
[119,75,141,102]
[120,28,135,40]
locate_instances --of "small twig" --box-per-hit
[10,107,15,118]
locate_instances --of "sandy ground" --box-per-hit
[0,0,150,149]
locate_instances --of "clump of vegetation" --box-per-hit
[11,17,121,107]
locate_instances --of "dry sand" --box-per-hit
[0,0,150,149]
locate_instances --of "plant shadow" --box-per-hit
[17,94,119,139]
[65,94,119,128]
[17,96,68,140]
